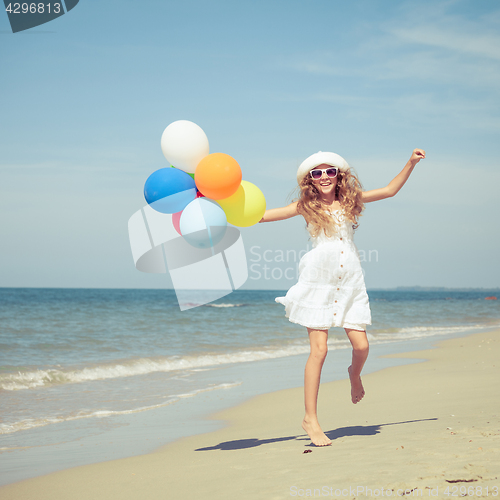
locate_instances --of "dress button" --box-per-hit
[341,251,344,254]
[337,288,340,290]
[341,265,343,268]
[340,238,343,241]
[335,300,337,303]
[338,277,341,280]
[334,313,337,316]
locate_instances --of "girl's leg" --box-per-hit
[345,328,369,404]
[302,327,332,446]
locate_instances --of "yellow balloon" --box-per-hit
[217,180,266,227]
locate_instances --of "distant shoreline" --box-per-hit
[1,286,499,292]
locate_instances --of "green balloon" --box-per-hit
[171,165,195,179]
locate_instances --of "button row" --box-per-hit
[335,242,344,319]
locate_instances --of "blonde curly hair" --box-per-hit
[295,169,365,238]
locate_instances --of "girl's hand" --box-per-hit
[410,149,426,164]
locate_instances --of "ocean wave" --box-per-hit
[203,303,246,308]
[2,322,497,391]
[1,340,355,391]
[178,302,246,308]
[0,382,242,435]
[369,323,500,341]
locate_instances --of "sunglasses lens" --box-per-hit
[311,167,338,179]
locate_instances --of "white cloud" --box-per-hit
[288,2,500,77]
[278,2,500,132]
[388,14,500,61]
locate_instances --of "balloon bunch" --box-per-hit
[143,120,266,249]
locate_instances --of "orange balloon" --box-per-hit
[195,153,242,200]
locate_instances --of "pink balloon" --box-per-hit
[172,211,182,235]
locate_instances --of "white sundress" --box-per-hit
[275,209,371,331]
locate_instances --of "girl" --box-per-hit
[259,148,426,446]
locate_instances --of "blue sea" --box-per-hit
[1,287,499,485]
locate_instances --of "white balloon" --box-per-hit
[161,120,209,174]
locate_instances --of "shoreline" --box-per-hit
[1,329,499,499]
[0,325,493,486]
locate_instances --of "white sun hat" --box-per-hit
[296,151,350,184]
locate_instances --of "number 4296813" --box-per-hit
[5,3,62,14]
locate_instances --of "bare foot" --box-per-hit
[302,418,332,446]
[348,365,365,404]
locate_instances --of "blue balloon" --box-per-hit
[180,198,227,249]
[144,167,196,214]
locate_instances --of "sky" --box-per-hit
[1,0,499,291]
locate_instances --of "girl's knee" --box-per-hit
[354,341,369,355]
[307,328,328,359]
[346,328,369,353]
[311,343,328,359]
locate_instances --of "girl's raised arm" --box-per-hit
[362,149,426,203]
[259,201,299,223]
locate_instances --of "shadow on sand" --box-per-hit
[195,418,438,451]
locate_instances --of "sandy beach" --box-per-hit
[1,329,499,499]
